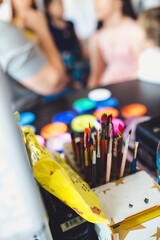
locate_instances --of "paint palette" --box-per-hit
[73,98,96,114]
[94,107,119,120]
[121,104,147,118]
[88,88,112,102]
[41,122,68,140]
[71,115,97,132]
[52,111,76,125]
[19,112,35,126]
[96,98,119,109]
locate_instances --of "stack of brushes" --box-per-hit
[71,114,139,187]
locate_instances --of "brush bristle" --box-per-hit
[129,130,132,135]
[107,114,112,124]
[136,136,139,142]
[84,128,89,134]
[101,113,107,122]
[118,124,123,134]
[89,122,91,128]
[109,116,112,124]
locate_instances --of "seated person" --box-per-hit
[44,0,90,89]
[0,0,68,112]
[136,7,160,84]
[87,0,139,88]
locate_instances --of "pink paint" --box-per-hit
[36,135,45,146]
[112,118,125,135]
[46,133,71,152]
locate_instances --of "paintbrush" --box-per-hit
[120,130,132,178]
[88,122,92,142]
[112,136,118,180]
[117,124,123,172]
[71,131,76,161]
[131,136,139,174]
[96,129,101,184]
[106,130,113,183]
[84,128,90,182]
[156,140,160,185]
[79,132,84,169]
[100,114,107,175]
[92,143,97,187]
[76,142,81,167]
[108,115,113,138]
[105,114,112,160]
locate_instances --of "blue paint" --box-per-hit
[19,112,35,126]
[52,111,76,125]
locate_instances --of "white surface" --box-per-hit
[94,171,160,240]
[88,88,112,102]
[93,171,160,224]
[0,67,52,239]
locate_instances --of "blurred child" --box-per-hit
[44,0,90,89]
[88,0,138,88]
[137,7,160,84]
[0,0,67,111]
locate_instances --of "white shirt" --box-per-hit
[63,0,97,39]
[138,47,160,84]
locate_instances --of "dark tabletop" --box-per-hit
[31,80,160,134]
[30,79,160,234]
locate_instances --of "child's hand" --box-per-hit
[19,9,47,34]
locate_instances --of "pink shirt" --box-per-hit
[98,18,138,85]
